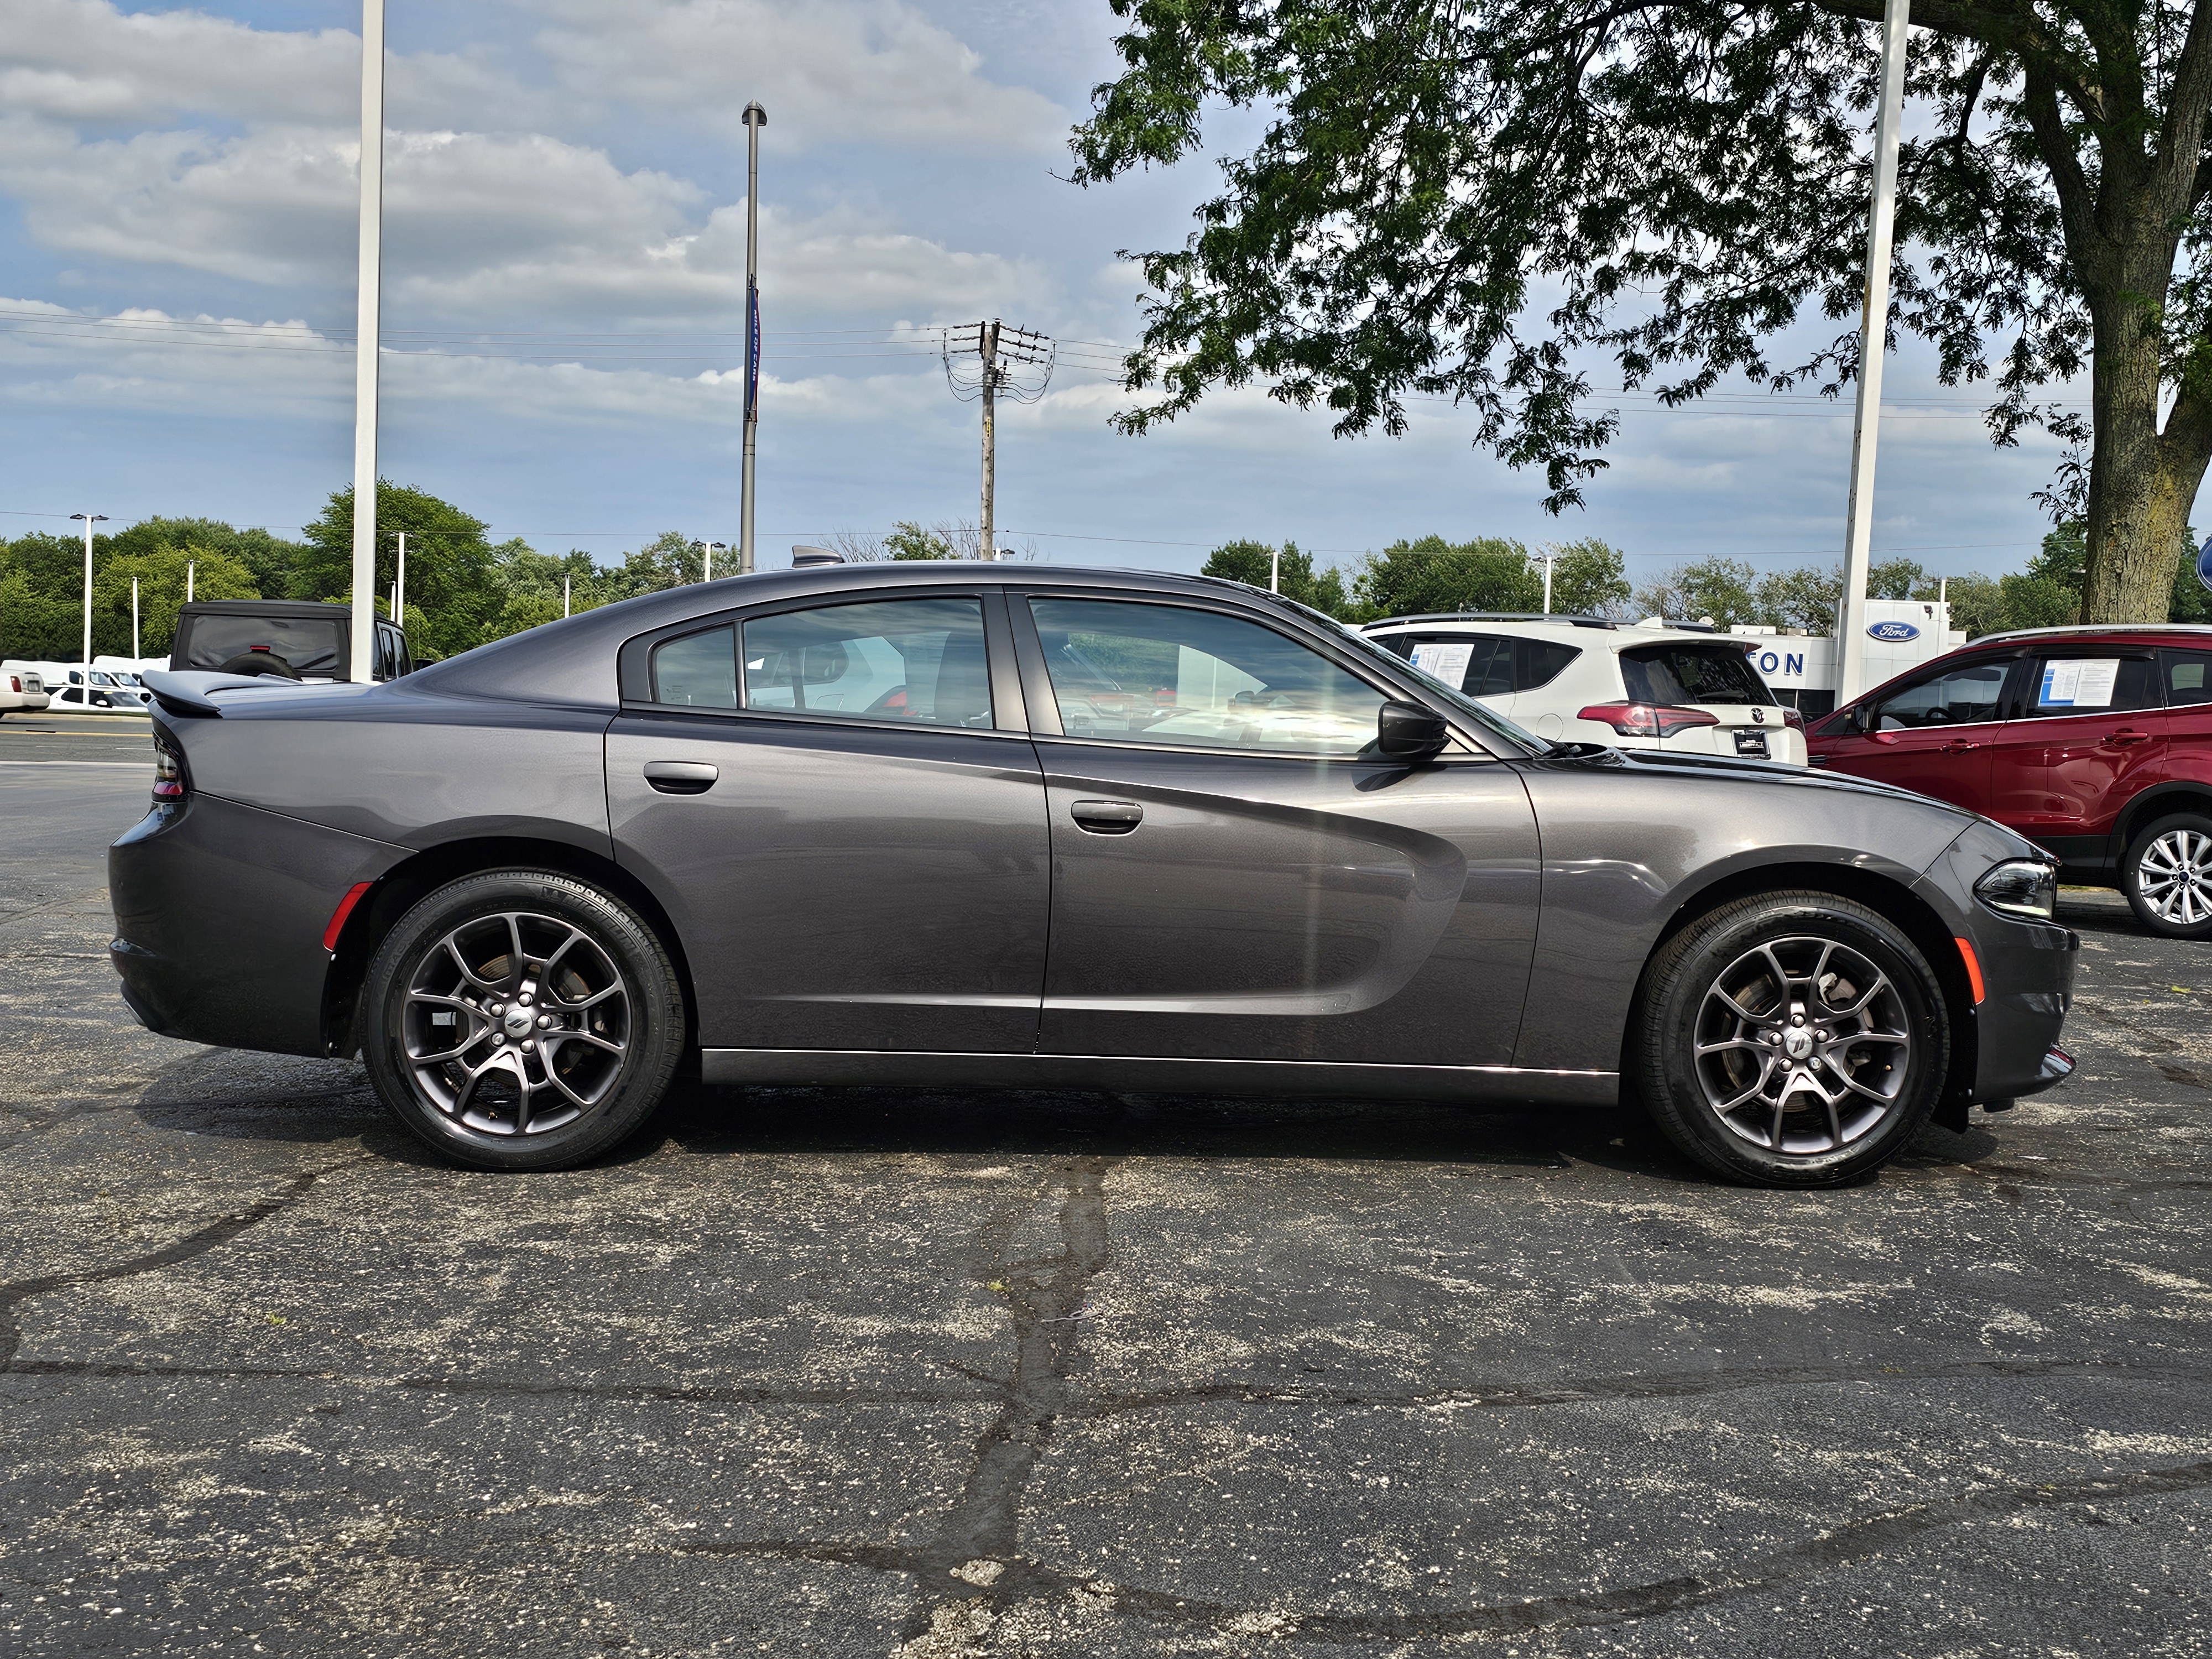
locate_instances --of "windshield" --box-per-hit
[184,615,345,674]
[1620,643,1776,706]
[1266,596,1549,756]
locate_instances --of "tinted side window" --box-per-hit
[1620,644,1773,705]
[744,597,991,727]
[1874,660,2007,729]
[1400,635,1510,697]
[2161,649,2212,706]
[651,624,738,708]
[2028,655,2160,716]
[1515,639,1581,691]
[1030,598,1386,755]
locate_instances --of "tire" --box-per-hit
[1631,890,1949,1188]
[361,870,686,1171]
[2120,812,2212,940]
[215,651,302,679]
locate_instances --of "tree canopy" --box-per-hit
[1073,2,2212,622]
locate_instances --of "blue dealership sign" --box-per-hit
[1867,620,1921,642]
[2198,534,2212,593]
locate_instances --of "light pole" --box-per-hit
[350,0,387,684]
[740,102,767,577]
[1541,549,1556,614]
[132,577,140,662]
[186,561,195,603]
[393,530,405,627]
[1837,0,1911,705]
[70,513,107,666]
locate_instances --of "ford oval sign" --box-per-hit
[1867,620,1920,642]
[2198,533,2212,593]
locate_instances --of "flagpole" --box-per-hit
[349,0,386,684]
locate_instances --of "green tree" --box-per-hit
[1350,536,1541,619]
[1199,539,1352,616]
[93,543,258,658]
[1540,538,1632,618]
[1073,2,2212,624]
[1635,557,1760,628]
[1867,557,1928,601]
[1755,563,1843,632]
[299,482,503,659]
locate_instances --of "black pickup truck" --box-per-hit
[169,600,415,683]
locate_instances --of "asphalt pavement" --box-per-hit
[2,745,2208,1657]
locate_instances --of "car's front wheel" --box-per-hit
[361,870,686,1170]
[1632,891,1949,1187]
[2120,812,2212,940]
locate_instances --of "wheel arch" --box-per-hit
[1627,860,1978,1131]
[2112,782,2212,867]
[321,836,696,1060]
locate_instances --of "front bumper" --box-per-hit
[1918,822,2081,1108]
[109,791,402,1057]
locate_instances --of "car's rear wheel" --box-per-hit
[1632,891,1948,1187]
[2120,812,2212,940]
[362,870,685,1171]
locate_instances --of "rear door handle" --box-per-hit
[1070,799,1143,834]
[643,760,719,795]
[2104,729,2151,745]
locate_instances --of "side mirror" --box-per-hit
[1378,700,1449,759]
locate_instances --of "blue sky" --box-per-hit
[0,1,2086,586]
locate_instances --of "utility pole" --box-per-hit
[564,574,571,618]
[1837,0,1910,706]
[132,577,140,662]
[70,513,106,666]
[740,102,766,576]
[186,561,194,603]
[349,0,386,685]
[393,531,405,627]
[1542,549,1556,614]
[941,321,1055,561]
[1270,543,1280,593]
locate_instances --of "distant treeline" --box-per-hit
[1201,526,2211,636]
[0,481,716,663]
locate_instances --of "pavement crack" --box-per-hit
[674,1458,2212,1642]
[1065,1355,2212,1418]
[0,1155,371,1365]
[890,1153,1115,1644]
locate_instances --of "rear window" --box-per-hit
[182,615,344,675]
[2162,649,2212,706]
[1392,633,1578,696]
[1620,644,1775,706]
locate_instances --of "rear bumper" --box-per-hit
[108,792,404,1057]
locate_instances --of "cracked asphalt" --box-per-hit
[3,732,2210,1657]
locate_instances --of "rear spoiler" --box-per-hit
[140,669,301,718]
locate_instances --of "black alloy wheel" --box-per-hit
[362,870,685,1170]
[2120,812,2212,940]
[1632,890,1949,1187]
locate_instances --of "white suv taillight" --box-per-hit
[152,732,186,801]
[1577,702,1721,738]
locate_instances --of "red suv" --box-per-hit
[1808,626,2212,939]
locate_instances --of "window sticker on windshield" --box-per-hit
[1410,640,1474,690]
[2038,659,2120,709]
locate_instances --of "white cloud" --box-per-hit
[525,0,1067,152]
[0,0,545,131]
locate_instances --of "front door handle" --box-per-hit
[644,760,719,795]
[2104,729,2151,745]
[1938,739,1981,754]
[1070,799,1143,834]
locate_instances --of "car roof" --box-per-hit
[404,561,1358,708]
[1359,613,1734,650]
[178,599,360,620]
[1964,622,2212,648]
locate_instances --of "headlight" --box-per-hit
[1975,858,2056,921]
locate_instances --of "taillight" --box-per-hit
[1780,707,1804,729]
[1577,702,1722,738]
[152,732,186,801]
[7,676,18,693]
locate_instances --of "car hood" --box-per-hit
[1532,739,1983,814]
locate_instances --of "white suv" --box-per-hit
[1361,613,1807,765]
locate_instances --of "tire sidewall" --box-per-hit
[1637,894,1949,1187]
[362,869,684,1171]
[2121,812,2212,940]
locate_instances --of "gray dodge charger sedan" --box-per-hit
[112,563,2077,1186]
